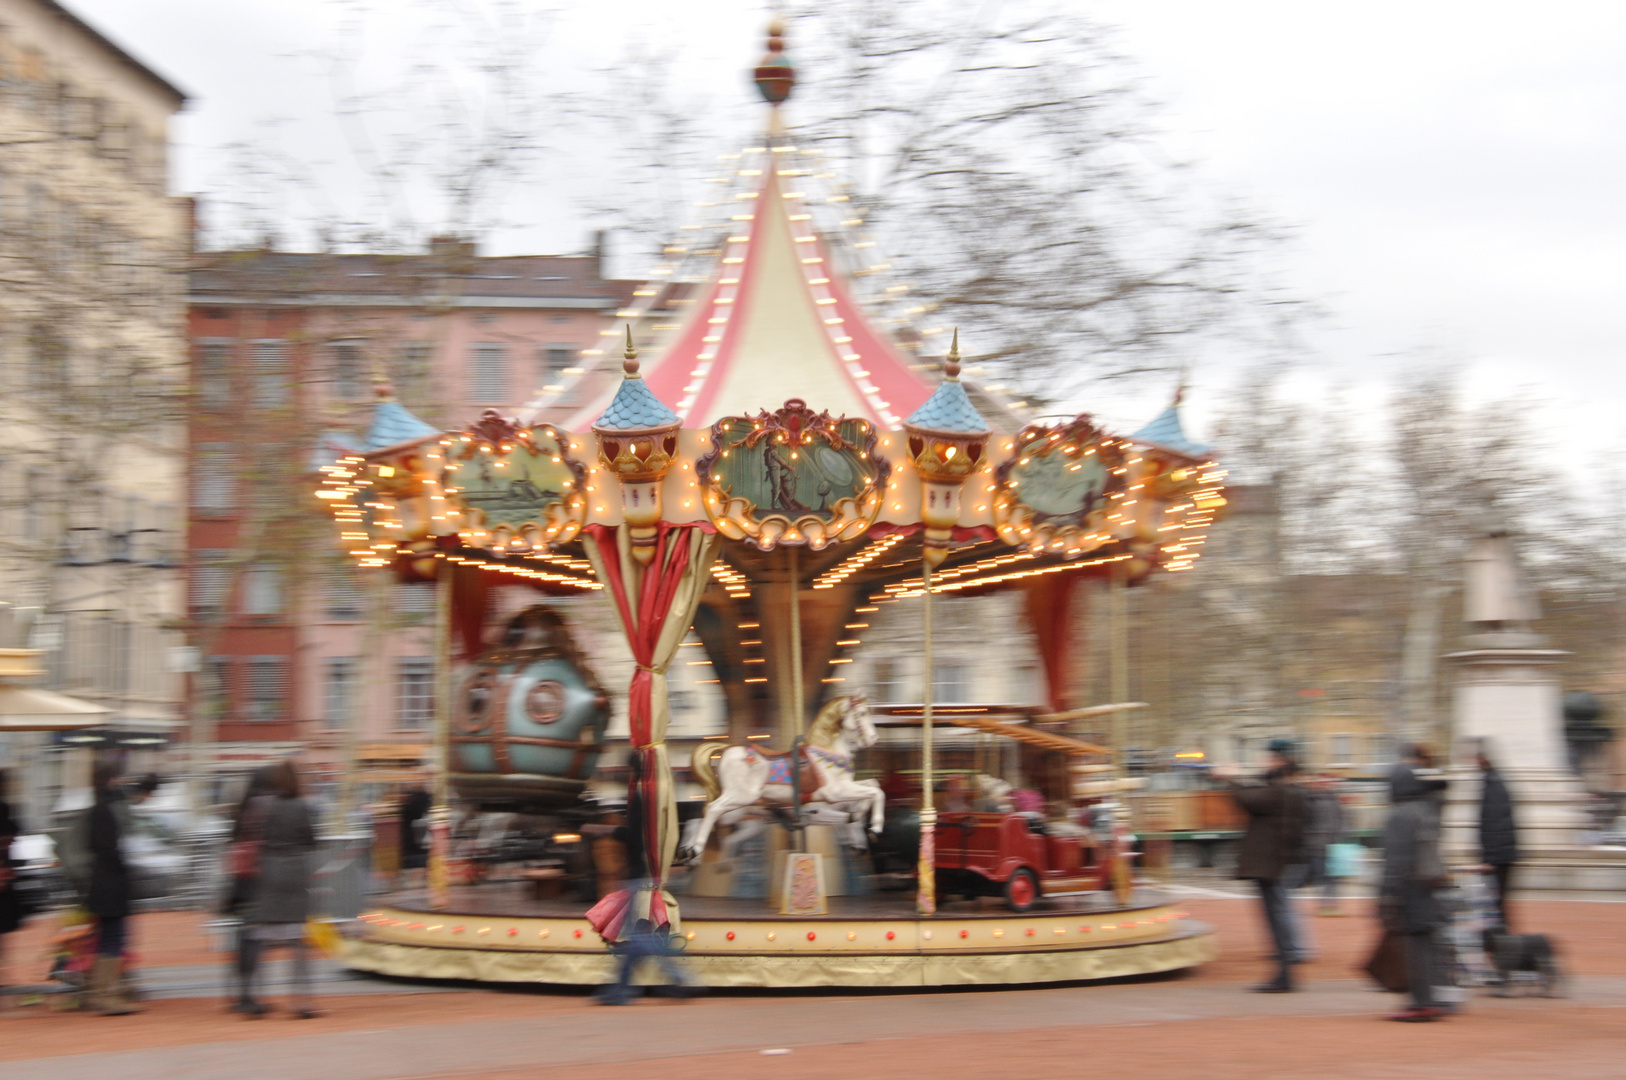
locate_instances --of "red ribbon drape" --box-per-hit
[583,523,699,938]
[1023,574,1080,712]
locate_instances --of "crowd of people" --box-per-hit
[1222,737,1520,1022]
[0,758,322,1018]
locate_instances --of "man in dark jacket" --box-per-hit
[87,761,138,1015]
[1218,738,1306,993]
[1380,747,1450,1021]
[1476,741,1517,927]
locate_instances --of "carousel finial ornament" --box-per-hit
[754,15,795,106]
[904,328,990,567]
[592,324,683,565]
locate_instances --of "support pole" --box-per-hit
[1110,562,1130,771]
[917,560,937,916]
[427,559,454,910]
[789,545,804,737]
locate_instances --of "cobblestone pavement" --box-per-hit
[0,897,1618,1080]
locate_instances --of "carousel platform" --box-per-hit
[345,883,1215,989]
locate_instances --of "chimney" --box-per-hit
[428,235,478,261]
[592,228,609,280]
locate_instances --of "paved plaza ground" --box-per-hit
[1,891,1622,1079]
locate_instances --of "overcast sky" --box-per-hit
[73,0,1626,459]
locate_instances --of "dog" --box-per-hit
[1484,927,1562,997]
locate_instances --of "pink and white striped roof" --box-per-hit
[558,148,935,433]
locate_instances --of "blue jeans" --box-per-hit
[1255,879,1294,985]
[599,924,688,1004]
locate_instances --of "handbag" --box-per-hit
[227,797,269,878]
[1363,928,1409,993]
[1325,841,1362,881]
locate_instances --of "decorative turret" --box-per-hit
[904,330,990,566]
[754,17,795,105]
[592,326,682,564]
[1129,383,1210,461]
[364,376,441,453]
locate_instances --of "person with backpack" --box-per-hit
[1215,738,1307,993]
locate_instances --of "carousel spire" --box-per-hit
[622,323,640,377]
[904,329,989,436]
[754,15,795,107]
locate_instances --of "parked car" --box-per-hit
[8,833,73,914]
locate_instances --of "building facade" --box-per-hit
[185,245,644,796]
[0,0,188,822]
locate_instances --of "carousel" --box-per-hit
[327,22,1223,989]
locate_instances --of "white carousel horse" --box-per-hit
[680,694,883,863]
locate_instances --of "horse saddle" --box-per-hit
[744,745,824,805]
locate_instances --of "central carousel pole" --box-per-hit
[902,330,989,917]
[427,556,454,910]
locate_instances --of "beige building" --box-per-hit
[0,1,189,823]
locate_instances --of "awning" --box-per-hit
[0,684,112,731]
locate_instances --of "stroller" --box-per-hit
[1439,867,1501,992]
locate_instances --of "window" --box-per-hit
[327,568,365,619]
[395,341,432,404]
[192,444,236,513]
[28,328,61,394]
[396,658,435,729]
[932,663,968,704]
[196,339,232,409]
[396,583,435,616]
[331,341,362,401]
[541,344,575,381]
[202,656,232,720]
[469,343,508,402]
[324,657,357,729]
[242,563,284,616]
[1367,733,1394,767]
[251,339,289,407]
[871,658,906,703]
[191,549,232,616]
[246,656,288,720]
[1331,733,1353,766]
[23,469,47,541]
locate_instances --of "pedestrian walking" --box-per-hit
[222,766,275,1013]
[585,756,692,1005]
[0,770,23,994]
[1378,744,1451,1022]
[1475,740,1517,928]
[239,760,320,1019]
[1216,738,1306,993]
[86,761,139,1016]
[1306,774,1348,915]
[398,786,432,888]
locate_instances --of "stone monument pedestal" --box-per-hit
[1439,536,1623,891]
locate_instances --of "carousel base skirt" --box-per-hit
[346,887,1215,989]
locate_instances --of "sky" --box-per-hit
[71,0,1626,460]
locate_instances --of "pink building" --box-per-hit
[187,241,631,792]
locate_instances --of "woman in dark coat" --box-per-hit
[223,765,275,1013]
[0,770,23,991]
[86,761,138,1015]
[1379,749,1450,1022]
[240,760,319,1019]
